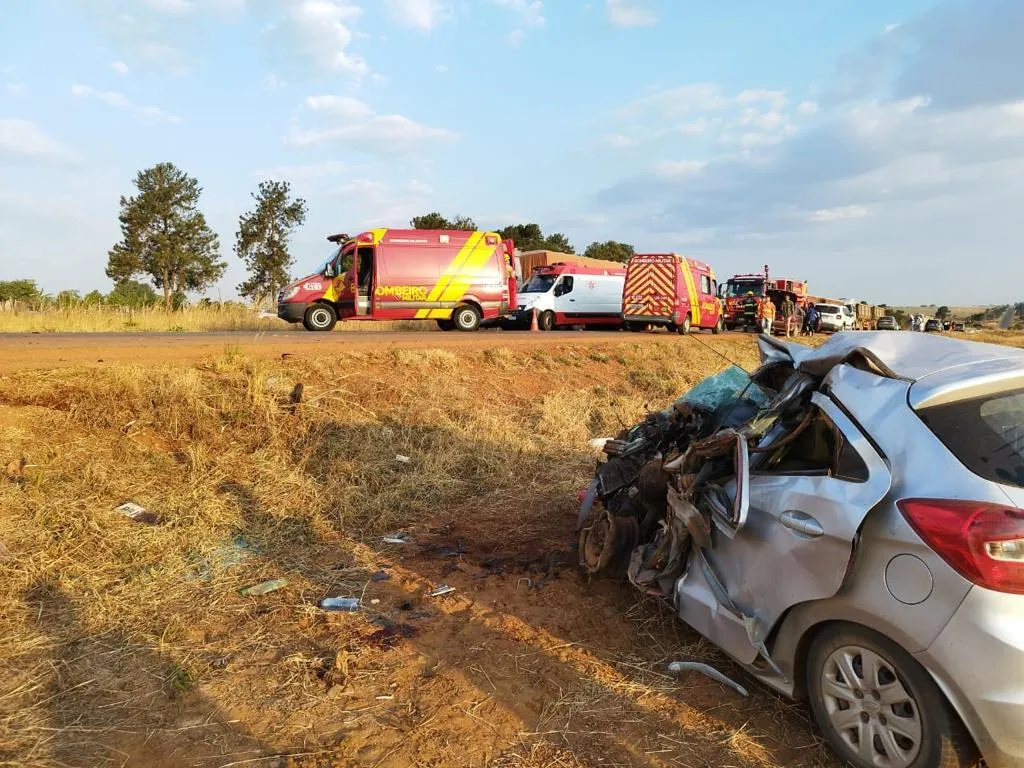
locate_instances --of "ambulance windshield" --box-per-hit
[522,273,558,293]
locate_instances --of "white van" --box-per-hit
[510,262,627,331]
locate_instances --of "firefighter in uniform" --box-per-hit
[742,291,759,331]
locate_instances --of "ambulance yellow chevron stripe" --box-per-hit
[414,231,494,320]
[677,255,700,324]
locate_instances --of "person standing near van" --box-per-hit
[757,295,776,334]
[743,291,759,331]
[780,295,795,337]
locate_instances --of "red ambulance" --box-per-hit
[621,253,724,333]
[277,228,517,331]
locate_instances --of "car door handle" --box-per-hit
[780,510,824,538]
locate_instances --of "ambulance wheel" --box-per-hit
[452,304,481,332]
[677,316,691,335]
[303,304,337,332]
[712,317,724,335]
[539,310,556,331]
[436,318,455,331]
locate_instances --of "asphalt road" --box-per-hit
[0,328,753,372]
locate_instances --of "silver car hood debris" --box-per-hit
[580,332,903,681]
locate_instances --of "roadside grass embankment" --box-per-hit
[0,304,435,333]
[4,337,824,768]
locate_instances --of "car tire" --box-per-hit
[303,304,337,332]
[538,310,555,331]
[626,321,647,333]
[712,317,724,335]
[678,316,691,335]
[452,304,482,332]
[807,624,976,768]
[436,318,455,331]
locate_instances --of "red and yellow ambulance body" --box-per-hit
[278,229,517,331]
[621,253,723,334]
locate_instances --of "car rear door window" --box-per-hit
[756,407,870,482]
[918,388,1024,488]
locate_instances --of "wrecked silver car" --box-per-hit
[580,332,1024,768]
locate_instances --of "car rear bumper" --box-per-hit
[915,586,1024,767]
[278,301,307,323]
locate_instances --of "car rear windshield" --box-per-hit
[918,387,1024,489]
[817,305,839,314]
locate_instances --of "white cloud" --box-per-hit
[5,83,28,95]
[142,0,194,14]
[808,205,870,222]
[285,115,458,153]
[678,118,715,136]
[797,100,819,115]
[0,119,78,164]
[109,60,130,75]
[736,89,787,109]
[70,84,182,124]
[600,133,636,148]
[495,0,545,27]
[884,22,900,34]
[607,0,657,27]
[653,160,706,177]
[436,64,449,73]
[384,0,452,31]
[264,73,286,89]
[269,0,369,77]
[304,94,373,120]
[505,29,526,47]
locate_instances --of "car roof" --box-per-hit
[766,331,1024,383]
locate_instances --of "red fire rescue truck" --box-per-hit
[277,229,517,331]
[721,266,808,331]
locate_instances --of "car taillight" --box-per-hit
[898,499,1024,594]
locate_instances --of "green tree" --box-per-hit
[0,279,43,303]
[583,240,635,263]
[56,290,81,307]
[499,223,544,251]
[235,180,308,303]
[542,232,575,253]
[83,290,105,306]
[410,212,477,230]
[106,162,225,309]
[108,278,160,308]
[936,305,951,320]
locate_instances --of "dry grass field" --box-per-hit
[0,305,432,334]
[2,329,1018,767]
[0,335,850,768]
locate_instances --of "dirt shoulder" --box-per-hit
[0,329,754,373]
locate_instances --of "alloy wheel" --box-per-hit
[820,645,923,768]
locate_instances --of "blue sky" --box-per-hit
[2,0,1023,305]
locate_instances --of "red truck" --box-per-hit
[721,266,808,331]
[277,228,517,331]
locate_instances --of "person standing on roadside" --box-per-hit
[780,295,795,337]
[743,291,759,331]
[805,302,820,336]
[757,294,776,334]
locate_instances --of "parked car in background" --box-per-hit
[582,332,1024,768]
[953,321,966,332]
[816,303,857,332]
[877,315,900,331]
[925,318,943,332]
